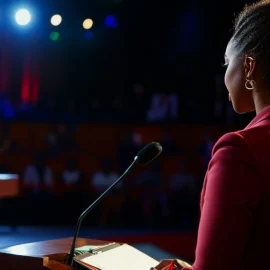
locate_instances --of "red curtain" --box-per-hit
[21,51,40,104]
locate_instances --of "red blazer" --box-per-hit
[183,106,270,270]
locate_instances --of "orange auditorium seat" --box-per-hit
[135,126,164,145]
[161,156,182,178]
[9,123,34,151]
[75,154,101,175]
[170,126,203,152]
[32,123,50,151]
[0,152,34,174]
[47,157,66,175]
[75,125,118,156]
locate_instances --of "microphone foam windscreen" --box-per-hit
[136,142,162,165]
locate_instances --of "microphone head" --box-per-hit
[135,142,162,165]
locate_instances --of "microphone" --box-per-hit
[136,142,162,165]
[67,142,162,265]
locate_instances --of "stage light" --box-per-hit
[15,9,31,26]
[83,18,93,30]
[51,14,62,26]
[85,30,94,40]
[50,31,60,41]
[105,15,118,28]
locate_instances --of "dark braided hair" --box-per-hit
[232,0,270,87]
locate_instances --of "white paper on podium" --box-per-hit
[80,244,159,270]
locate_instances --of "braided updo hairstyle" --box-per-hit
[232,0,270,87]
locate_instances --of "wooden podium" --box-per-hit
[0,238,112,270]
[0,174,19,199]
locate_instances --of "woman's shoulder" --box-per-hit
[210,130,257,165]
[213,131,247,152]
[212,125,270,171]
[214,123,270,158]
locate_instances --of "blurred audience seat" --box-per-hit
[75,124,118,156]
[135,126,164,145]
[33,123,50,151]
[1,152,33,174]
[9,123,34,151]
[0,123,223,200]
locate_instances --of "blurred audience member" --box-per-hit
[91,158,120,192]
[60,157,83,186]
[91,158,123,226]
[60,157,83,217]
[46,123,77,154]
[46,124,58,152]
[117,130,143,172]
[169,161,196,192]
[23,153,54,195]
[146,93,178,122]
[160,131,181,156]
[134,160,168,225]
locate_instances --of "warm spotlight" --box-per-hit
[51,14,62,26]
[83,18,94,30]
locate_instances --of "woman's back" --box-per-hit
[238,110,270,269]
[194,106,270,270]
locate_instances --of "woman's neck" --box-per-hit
[253,90,270,115]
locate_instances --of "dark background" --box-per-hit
[0,0,258,231]
[0,0,255,123]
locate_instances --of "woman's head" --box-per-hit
[224,0,270,113]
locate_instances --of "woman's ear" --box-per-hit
[244,56,256,80]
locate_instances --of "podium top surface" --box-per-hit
[0,238,111,257]
[0,174,19,180]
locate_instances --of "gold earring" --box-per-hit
[245,79,256,90]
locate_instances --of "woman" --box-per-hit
[153,1,270,269]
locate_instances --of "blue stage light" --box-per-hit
[105,15,118,28]
[85,30,94,40]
